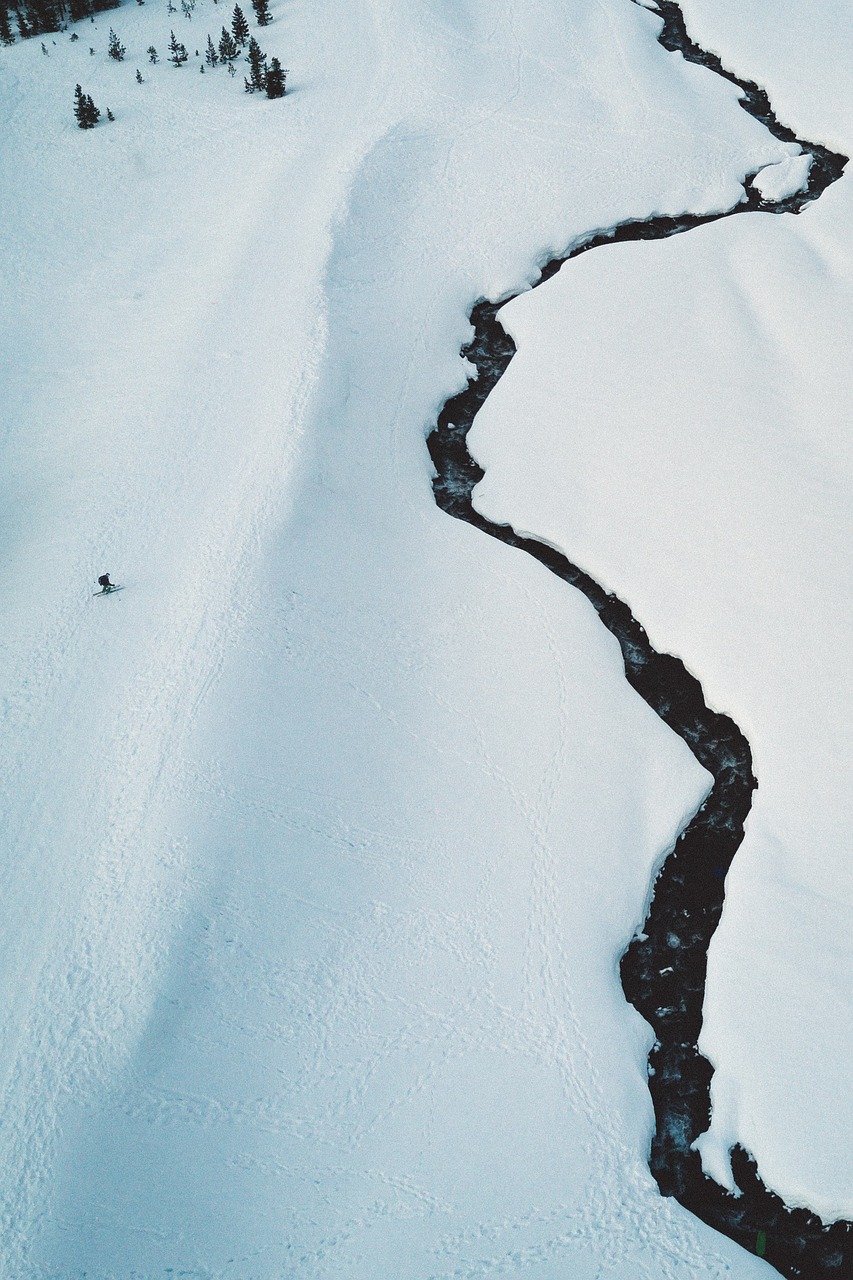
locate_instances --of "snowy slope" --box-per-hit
[469,0,853,1228]
[0,0,801,1273]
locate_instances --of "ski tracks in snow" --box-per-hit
[0,0,406,1264]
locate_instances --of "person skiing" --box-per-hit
[97,573,114,593]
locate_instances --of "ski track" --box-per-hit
[427,2,850,1277]
[0,0,397,1264]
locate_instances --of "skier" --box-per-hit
[97,573,114,593]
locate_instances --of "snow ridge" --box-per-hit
[427,4,850,1276]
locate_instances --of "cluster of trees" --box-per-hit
[2,0,273,44]
[195,5,284,95]
[2,0,119,42]
[243,34,284,96]
[73,82,115,123]
[42,0,288,128]
[73,80,99,125]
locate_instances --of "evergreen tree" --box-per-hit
[69,0,91,21]
[135,67,143,81]
[16,10,30,38]
[217,24,236,60]
[230,2,247,45]
[106,106,114,119]
[168,28,187,64]
[250,0,270,26]
[204,32,217,65]
[20,0,60,36]
[147,43,157,61]
[0,8,15,43]
[107,26,124,59]
[265,55,285,98]
[243,32,265,91]
[73,82,100,128]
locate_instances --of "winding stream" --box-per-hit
[427,4,850,1275]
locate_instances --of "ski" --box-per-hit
[93,586,124,596]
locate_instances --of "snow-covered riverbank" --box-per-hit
[1,0,845,1273]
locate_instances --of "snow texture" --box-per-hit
[0,0,822,1273]
[469,0,853,1229]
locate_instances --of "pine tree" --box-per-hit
[28,0,61,34]
[243,33,266,92]
[218,25,236,60]
[16,11,30,38]
[135,67,143,81]
[106,106,114,119]
[265,55,285,98]
[250,0,270,26]
[107,26,125,59]
[204,32,217,65]
[147,43,158,61]
[168,28,187,65]
[230,2,248,45]
[73,82,100,128]
[0,8,16,44]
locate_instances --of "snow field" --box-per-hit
[0,0,802,1272]
[467,48,853,1221]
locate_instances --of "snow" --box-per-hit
[0,0,815,1272]
[752,152,812,201]
[467,11,853,1225]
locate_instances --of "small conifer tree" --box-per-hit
[204,32,218,65]
[135,67,143,81]
[230,3,248,45]
[106,107,114,120]
[147,43,158,61]
[0,7,15,43]
[243,33,266,92]
[107,26,125,59]
[168,28,188,64]
[251,0,270,25]
[265,55,285,98]
[73,82,100,128]
[218,25,237,60]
